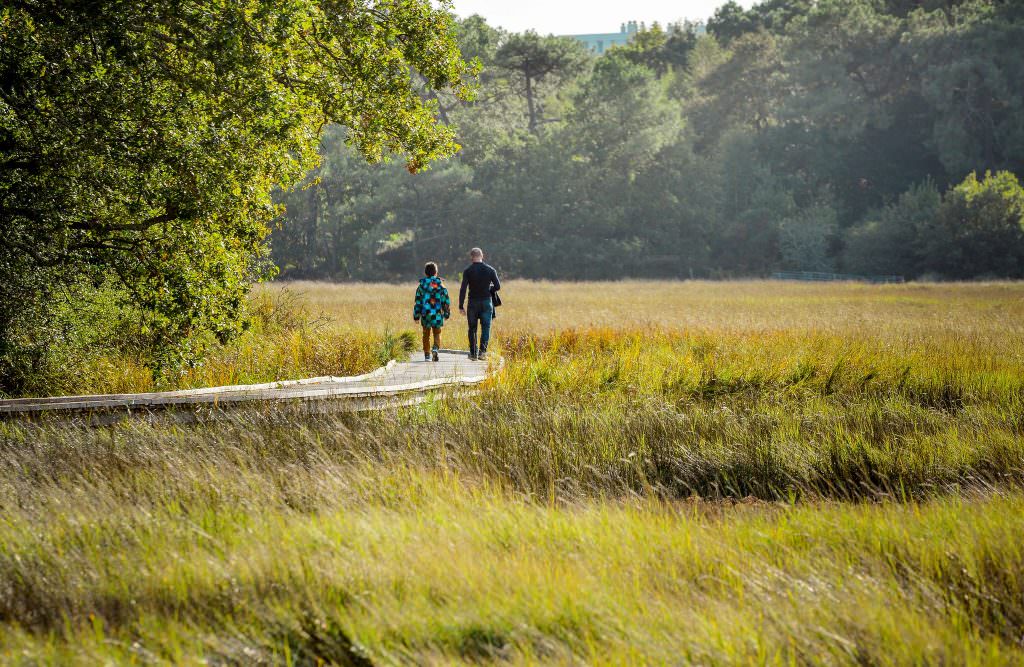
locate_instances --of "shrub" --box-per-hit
[0,285,409,398]
[843,171,1024,279]
[919,170,1024,279]
[779,202,838,272]
[0,280,148,397]
[842,179,941,276]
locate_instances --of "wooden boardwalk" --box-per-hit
[0,350,497,421]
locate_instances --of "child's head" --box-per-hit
[424,262,438,277]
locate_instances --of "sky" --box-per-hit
[449,0,754,36]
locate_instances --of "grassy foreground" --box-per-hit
[1,280,1023,664]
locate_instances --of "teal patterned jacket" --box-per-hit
[413,276,451,328]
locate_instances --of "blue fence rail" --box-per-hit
[771,271,905,284]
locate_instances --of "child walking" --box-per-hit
[413,262,451,361]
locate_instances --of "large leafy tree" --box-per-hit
[0,0,473,380]
[764,0,929,224]
[843,171,1024,279]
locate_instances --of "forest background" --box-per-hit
[272,0,1024,282]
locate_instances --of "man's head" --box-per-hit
[470,247,484,262]
[424,261,438,277]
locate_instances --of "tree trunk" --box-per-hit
[525,72,537,133]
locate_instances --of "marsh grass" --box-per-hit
[1,281,1023,663]
[264,279,1024,342]
[1,434,1022,664]
[42,279,1024,397]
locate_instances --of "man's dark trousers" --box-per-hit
[466,297,494,357]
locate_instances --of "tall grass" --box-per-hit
[2,281,1022,663]
[32,279,1024,397]
[9,331,1019,504]
[266,279,1024,343]
[0,438,1022,664]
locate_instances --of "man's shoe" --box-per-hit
[431,349,439,362]
[468,352,477,361]
[477,351,487,361]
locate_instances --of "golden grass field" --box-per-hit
[261,278,1024,339]
[2,280,1023,664]
[66,279,1023,394]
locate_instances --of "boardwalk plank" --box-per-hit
[0,350,497,419]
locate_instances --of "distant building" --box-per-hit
[563,20,706,54]
[681,21,708,37]
[563,20,641,54]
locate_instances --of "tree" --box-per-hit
[615,23,698,77]
[0,0,473,386]
[842,179,942,276]
[709,130,795,274]
[883,0,975,17]
[569,54,680,174]
[910,1,1024,177]
[493,32,589,133]
[671,34,729,102]
[271,127,388,281]
[778,202,839,272]
[919,171,1024,278]
[563,54,682,276]
[763,0,931,225]
[707,1,756,44]
[415,14,497,127]
[457,14,504,65]
[688,31,786,151]
[707,0,813,44]
[631,139,719,277]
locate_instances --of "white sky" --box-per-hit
[449,0,754,35]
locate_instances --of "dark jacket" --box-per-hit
[459,262,500,309]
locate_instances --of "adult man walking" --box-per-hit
[458,247,501,361]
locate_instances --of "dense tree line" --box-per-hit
[272,0,1024,281]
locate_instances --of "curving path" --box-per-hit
[0,350,498,421]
